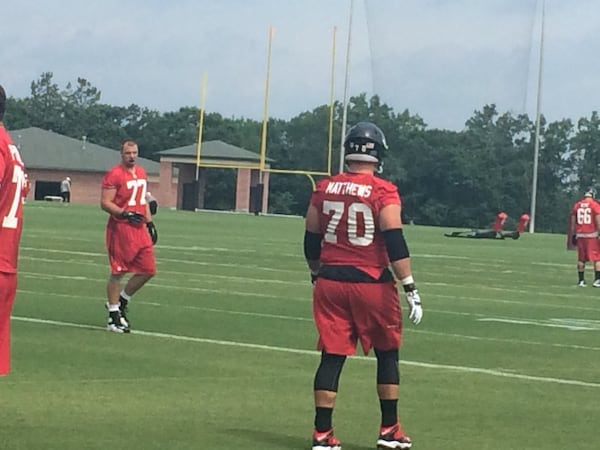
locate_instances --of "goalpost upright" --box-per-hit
[194,23,338,202]
[194,72,261,171]
[258,25,338,190]
[194,71,208,181]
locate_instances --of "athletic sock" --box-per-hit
[380,399,398,427]
[107,303,120,312]
[314,407,333,432]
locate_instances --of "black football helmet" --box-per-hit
[584,186,597,198]
[343,122,388,165]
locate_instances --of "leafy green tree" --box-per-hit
[9,73,600,232]
[204,169,236,210]
[63,78,101,109]
[4,97,30,129]
[572,112,600,189]
[28,72,65,131]
[535,118,574,232]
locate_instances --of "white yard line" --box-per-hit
[17,288,600,352]
[11,315,600,389]
[18,267,600,312]
[478,317,600,331]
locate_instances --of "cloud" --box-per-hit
[2,0,600,130]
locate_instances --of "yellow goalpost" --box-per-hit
[194,25,337,190]
[258,26,337,190]
[193,73,262,174]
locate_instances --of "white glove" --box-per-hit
[404,290,423,325]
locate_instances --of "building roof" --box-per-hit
[9,127,160,175]
[157,140,273,164]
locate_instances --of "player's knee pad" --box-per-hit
[375,348,399,385]
[314,352,347,392]
[109,273,125,283]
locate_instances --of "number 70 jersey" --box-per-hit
[0,128,26,273]
[310,172,401,274]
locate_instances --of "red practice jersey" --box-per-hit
[0,127,25,273]
[102,164,149,223]
[570,198,600,235]
[310,171,401,279]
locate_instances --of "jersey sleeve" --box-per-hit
[102,167,120,190]
[310,178,329,208]
[0,152,6,181]
[375,179,401,209]
[570,202,578,216]
[0,144,8,179]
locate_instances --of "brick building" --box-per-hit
[12,127,270,212]
[13,127,163,205]
[157,141,271,213]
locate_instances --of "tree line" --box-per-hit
[6,72,599,232]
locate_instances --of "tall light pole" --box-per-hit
[529,0,545,233]
[338,0,354,174]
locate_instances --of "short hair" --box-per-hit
[0,85,6,122]
[120,139,138,152]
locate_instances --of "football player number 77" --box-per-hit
[2,145,25,230]
[126,179,148,206]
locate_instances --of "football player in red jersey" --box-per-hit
[0,85,26,375]
[22,173,31,203]
[569,187,600,287]
[304,122,422,450]
[100,140,158,333]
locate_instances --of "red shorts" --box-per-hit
[313,278,402,356]
[106,221,156,275]
[577,237,600,262]
[0,272,17,375]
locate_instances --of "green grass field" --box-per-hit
[1,202,598,450]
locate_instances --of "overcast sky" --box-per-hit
[3,0,599,130]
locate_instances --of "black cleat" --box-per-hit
[107,310,130,333]
[119,296,130,325]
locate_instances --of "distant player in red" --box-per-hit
[569,187,600,287]
[492,211,508,232]
[22,173,30,203]
[0,84,26,375]
[304,122,422,450]
[100,139,158,333]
